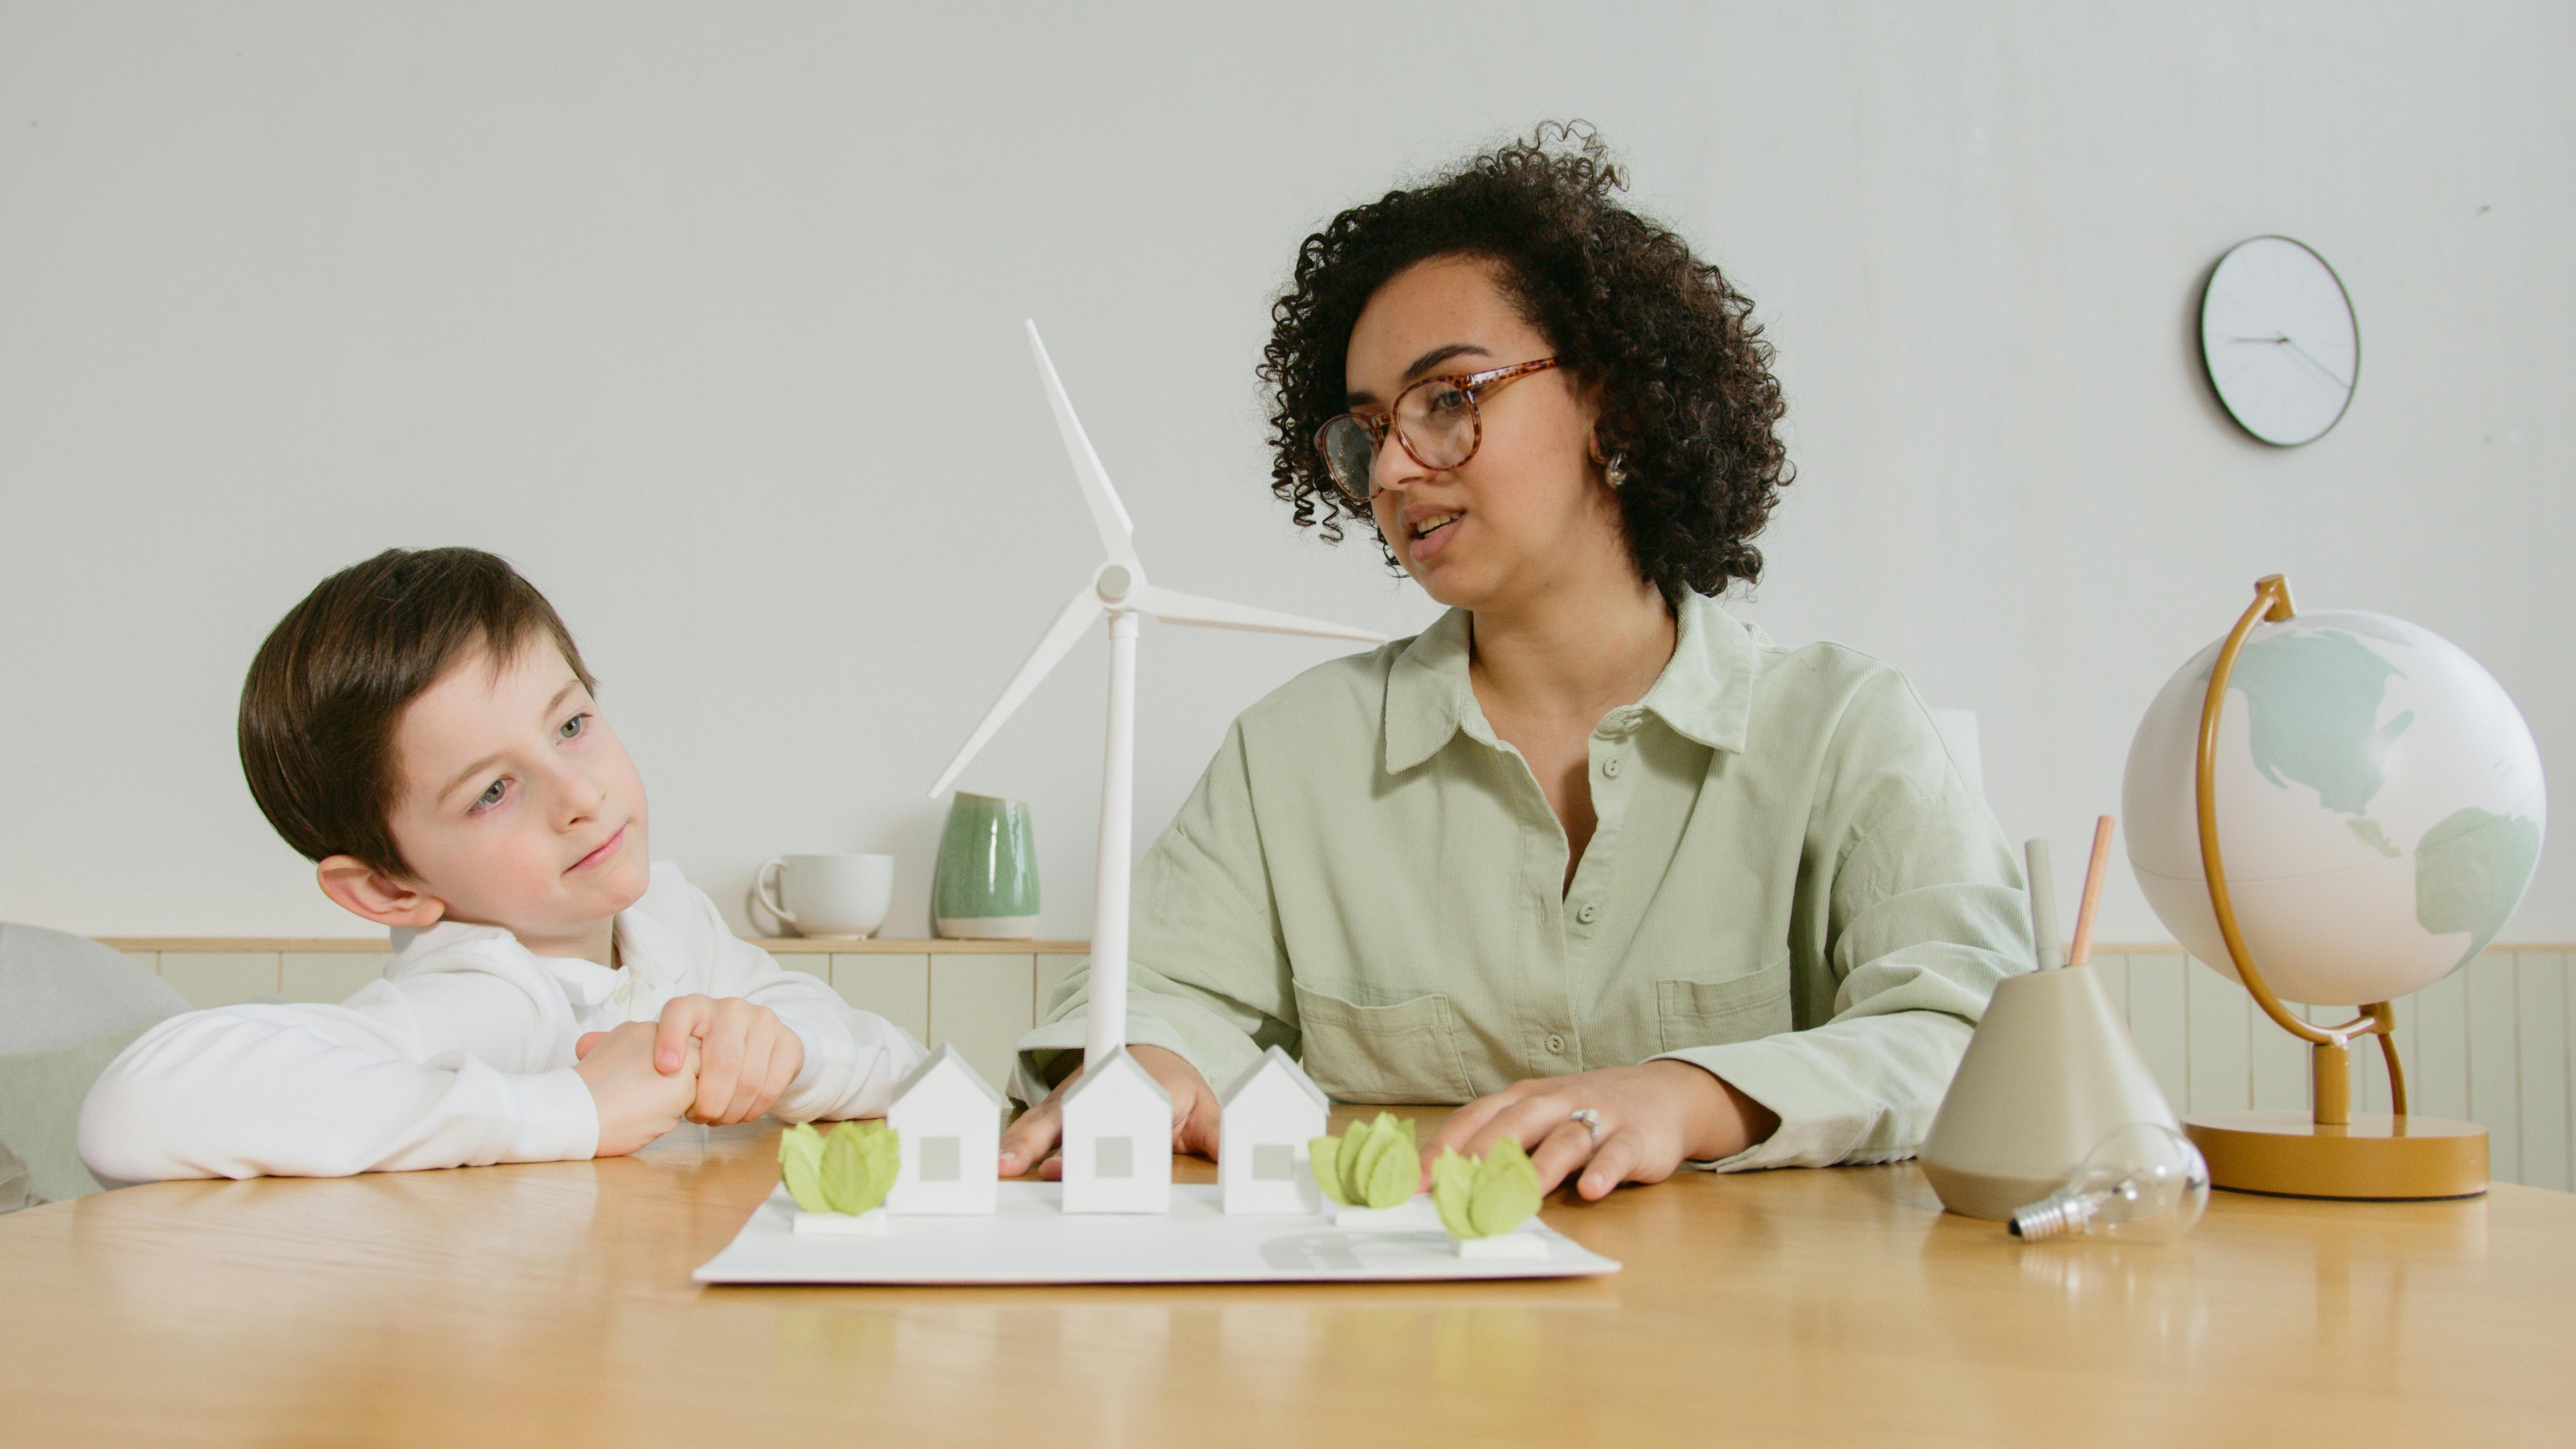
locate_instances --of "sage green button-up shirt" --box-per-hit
[1012,592,2031,1171]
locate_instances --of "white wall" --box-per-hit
[2,2,2567,944]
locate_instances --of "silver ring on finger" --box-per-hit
[1568,1107,1604,1143]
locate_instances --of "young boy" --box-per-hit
[79,547,925,1181]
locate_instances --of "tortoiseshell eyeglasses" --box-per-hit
[1313,358,1560,503]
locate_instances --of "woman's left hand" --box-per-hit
[1422,1060,1781,1200]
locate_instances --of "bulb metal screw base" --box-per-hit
[2008,1189,2090,1241]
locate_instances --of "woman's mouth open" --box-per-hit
[568,826,626,875]
[1410,510,1463,562]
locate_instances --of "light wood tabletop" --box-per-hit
[5,1105,2570,1447]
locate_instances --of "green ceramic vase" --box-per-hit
[932,793,1039,939]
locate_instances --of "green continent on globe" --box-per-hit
[2416,807,2544,967]
[2224,630,2412,817]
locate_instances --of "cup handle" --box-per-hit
[755,858,799,931]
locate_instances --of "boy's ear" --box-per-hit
[315,856,448,930]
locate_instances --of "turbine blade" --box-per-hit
[927,588,1106,798]
[1025,321,1141,571]
[1127,583,1389,645]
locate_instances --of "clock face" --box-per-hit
[2199,236,2358,446]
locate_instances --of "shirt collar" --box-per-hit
[1381,591,1756,774]
[611,907,686,990]
[389,901,687,996]
[1634,591,1757,753]
[1382,607,1481,774]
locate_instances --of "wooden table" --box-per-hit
[5,1106,2570,1446]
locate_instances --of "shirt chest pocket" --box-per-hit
[1290,984,1477,1104]
[1655,951,1794,1053]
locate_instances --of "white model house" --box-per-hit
[1217,1045,1330,1216]
[885,1044,1007,1215]
[1059,1045,1171,1213]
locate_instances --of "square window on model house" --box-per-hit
[1096,1136,1134,1179]
[1253,1143,1294,1181]
[919,1136,961,1182]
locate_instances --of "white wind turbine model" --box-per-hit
[927,323,1387,1192]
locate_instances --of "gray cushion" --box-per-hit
[0,923,190,1054]
[0,1139,35,1213]
[0,1023,157,1206]
[0,925,192,1211]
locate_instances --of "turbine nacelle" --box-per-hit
[1094,562,1138,606]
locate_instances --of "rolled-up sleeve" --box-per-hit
[1657,670,2030,1170]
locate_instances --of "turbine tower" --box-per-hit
[928,321,1387,1109]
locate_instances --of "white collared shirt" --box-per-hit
[79,863,926,1183]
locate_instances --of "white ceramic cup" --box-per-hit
[755,854,895,939]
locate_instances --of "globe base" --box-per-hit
[2183,1112,2488,1200]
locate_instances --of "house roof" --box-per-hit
[1060,1045,1173,1111]
[1218,1044,1328,1112]
[892,1042,1007,1109]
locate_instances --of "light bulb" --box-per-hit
[2009,1122,2211,1243]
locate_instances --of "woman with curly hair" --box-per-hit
[1001,125,2027,1199]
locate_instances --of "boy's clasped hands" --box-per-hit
[574,995,807,1156]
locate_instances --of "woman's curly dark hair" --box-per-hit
[1259,122,1790,601]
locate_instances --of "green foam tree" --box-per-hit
[1308,1112,1418,1210]
[778,1120,900,1215]
[1429,1138,1542,1239]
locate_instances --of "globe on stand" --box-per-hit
[2123,575,2546,1199]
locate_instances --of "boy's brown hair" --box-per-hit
[239,548,596,876]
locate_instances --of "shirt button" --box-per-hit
[1602,757,1621,778]
[613,981,631,1005]
[1576,903,1598,925]
[1545,1033,1566,1054]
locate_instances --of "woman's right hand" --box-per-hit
[997,1042,1222,1178]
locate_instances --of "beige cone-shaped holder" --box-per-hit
[1919,963,2179,1220]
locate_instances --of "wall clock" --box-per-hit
[2198,236,2358,446]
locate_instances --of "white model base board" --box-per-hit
[694,1183,1619,1286]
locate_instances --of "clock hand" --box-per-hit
[2227,334,2353,390]
[2277,336,2353,391]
